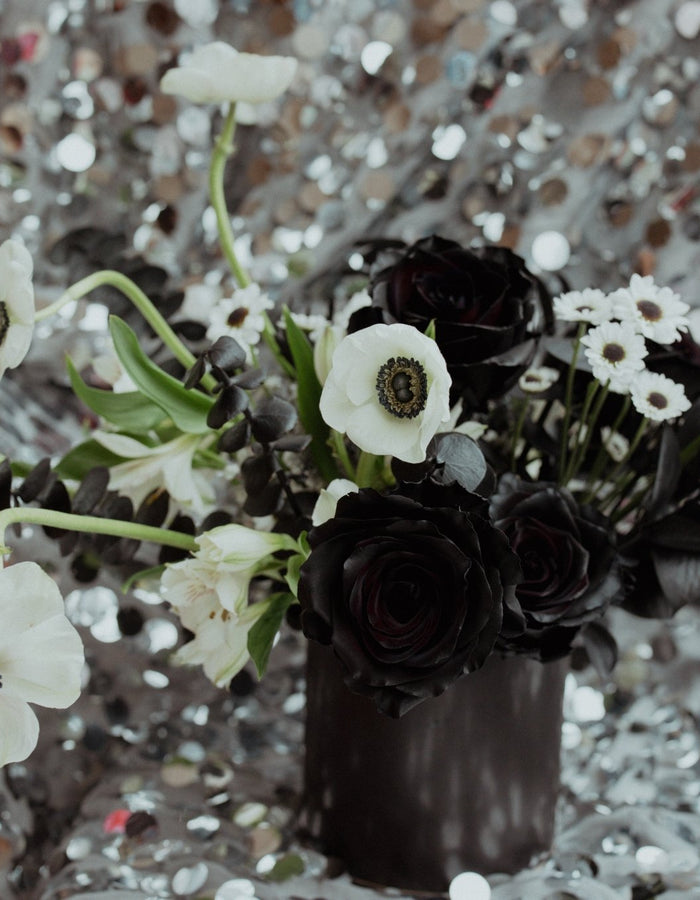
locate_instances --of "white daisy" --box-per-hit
[610,274,689,345]
[206,283,274,363]
[0,562,84,766]
[580,321,647,388]
[518,365,560,393]
[160,42,298,106]
[320,323,452,464]
[311,478,360,526]
[629,372,691,422]
[553,288,612,325]
[0,239,35,380]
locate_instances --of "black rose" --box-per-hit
[491,474,620,661]
[298,482,521,717]
[355,235,552,409]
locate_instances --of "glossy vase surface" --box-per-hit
[301,642,568,892]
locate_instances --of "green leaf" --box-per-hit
[266,853,306,882]
[284,540,310,597]
[122,563,166,593]
[109,316,214,434]
[282,308,337,482]
[247,592,296,679]
[66,357,166,431]
[54,439,127,480]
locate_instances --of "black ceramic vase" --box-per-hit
[301,642,568,892]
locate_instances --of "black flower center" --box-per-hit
[647,391,668,409]
[227,306,249,327]
[602,342,625,363]
[376,356,428,419]
[637,299,662,322]
[0,302,8,346]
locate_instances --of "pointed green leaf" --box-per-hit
[282,308,337,482]
[66,357,166,431]
[54,439,127,480]
[247,592,296,679]
[109,316,214,434]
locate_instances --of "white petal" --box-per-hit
[0,562,67,642]
[346,402,425,463]
[0,695,39,766]
[92,431,156,458]
[160,68,219,104]
[0,321,33,371]
[0,239,33,278]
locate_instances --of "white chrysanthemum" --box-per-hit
[629,371,691,422]
[320,323,452,464]
[0,562,84,766]
[600,426,629,462]
[311,478,359,526]
[518,366,560,393]
[610,274,689,344]
[160,42,298,105]
[93,432,215,513]
[580,321,647,388]
[206,284,273,363]
[0,239,35,380]
[333,289,372,330]
[553,288,612,325]
[290,312,329,343]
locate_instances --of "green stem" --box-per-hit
[510,398,529,472]
[355,450,379,488]
[0,507,198,556]
[582,395,631,503]
[209,103,251,288]
[566,379,609,485]
[330,429,356,480]
[558,323,586,484]
[563,377,600,484]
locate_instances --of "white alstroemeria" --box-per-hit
[629,371,691,422]
[206,283,273,363]
[0,239,35,380]
[313,324,341,385]
[160,42,298,105]
[171,591,268,688]
[518,365,560,393]
[553,288,612,325]
[312,478,360,526]
[580,321,647,388]
[611,274,689,345]
[93,431,214,513]
[320,323,452,464]
[0,562,84,766]
[600,427,629,462]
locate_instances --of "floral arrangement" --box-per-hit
[2,41,700,763]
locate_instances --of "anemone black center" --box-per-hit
[602,342,625,363]
[227,306,249,327]
[0,302,8,346]
[376,356,428,419]
[637,299,662,322]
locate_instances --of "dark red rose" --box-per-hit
[491,474,620,661]
[298,482,521,716]
[358,236,552,409]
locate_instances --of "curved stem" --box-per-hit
[558,323,586,484]
[0,507,198,556]
[209,103,251,288]
[330,430,356,480]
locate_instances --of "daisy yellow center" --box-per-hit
[636,299,662,322]
[647,391,668,409]
[0,302,8,346]
[227,307,249,327]
[376,356,428,419]
[602,342,625,364]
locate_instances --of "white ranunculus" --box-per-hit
[0,562,84,766]
[160,42,298,105]
[311,478,360,526]
[0,239,35,380]
[320,323,452,464]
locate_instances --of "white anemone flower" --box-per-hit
[0,562,84,766]
[160,42,298,105]
[629,371,691,422]
[553,288,612,325]
[0,239,35,380]
[580,321,647,388]
[320,323,452,464]
[311,478,360,526]
[611,274,689,345]
[206,284,274,363]
[93,431,214,513]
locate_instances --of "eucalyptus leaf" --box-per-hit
[432,432,489,493]
[109,316,214,433]
[248,593,296,678]
[66,357,166,431]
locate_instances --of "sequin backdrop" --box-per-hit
[1,1,700,898]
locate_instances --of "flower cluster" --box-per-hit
[2,39,700,766]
